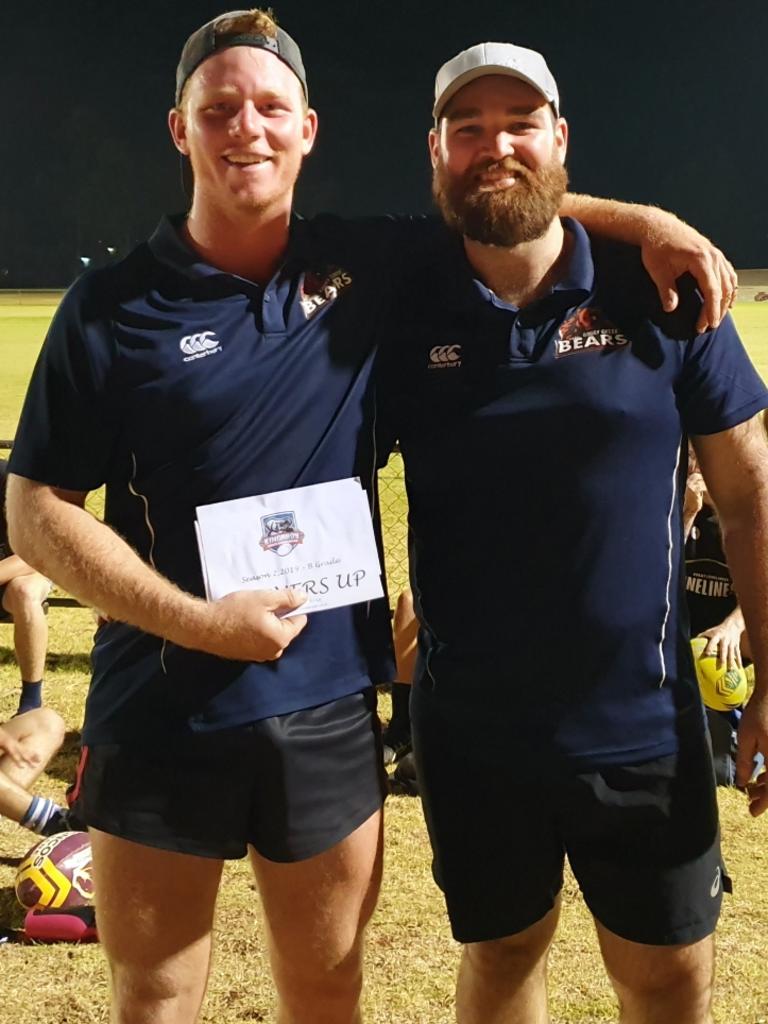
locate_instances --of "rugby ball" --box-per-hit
[690,636,748,711]
[15,831,94,911]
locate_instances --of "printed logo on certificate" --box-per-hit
[195,478,384,614]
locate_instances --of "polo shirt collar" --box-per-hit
[467,216,595,314]
[148,213,313,283]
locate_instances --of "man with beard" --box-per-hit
[3,12,744,1023]
[381,42,768,1023]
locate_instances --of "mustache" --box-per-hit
[465,157,533,185]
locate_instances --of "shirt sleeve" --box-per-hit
[676,312,768,435]
[8,278,120,492]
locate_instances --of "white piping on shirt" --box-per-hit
[657,440,683,687]
[128,452,167,675]
[366,397,379,620]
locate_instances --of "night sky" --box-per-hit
[2,0,766,286]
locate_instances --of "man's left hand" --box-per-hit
[698,619,743,670]
[641,217,738,333]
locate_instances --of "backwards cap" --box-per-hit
[175,10,307,105]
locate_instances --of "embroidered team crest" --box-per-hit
[259,511,305,557]
[555,307,628,357]
[300,267,352,318]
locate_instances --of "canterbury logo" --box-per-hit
[179,330,223,363]
[428,344,462,369]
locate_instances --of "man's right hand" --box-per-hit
[191,587,308,662]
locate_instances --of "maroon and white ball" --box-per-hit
[15,831,94,911]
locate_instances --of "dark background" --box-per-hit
[1,0,766,285]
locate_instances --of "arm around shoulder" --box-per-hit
[561,193,737,331]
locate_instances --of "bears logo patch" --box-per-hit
[555,307,629,357]
[300,267,352,318]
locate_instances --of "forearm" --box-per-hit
[719,505,768,696]
[6,478,209,649]
[559,193,672,246]
[0,554,37,586]
[721,604,746,636]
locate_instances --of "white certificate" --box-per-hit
[195,477,384,614]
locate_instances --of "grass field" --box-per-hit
[0,300,767,1023]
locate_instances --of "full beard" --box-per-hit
[432,156,569,247]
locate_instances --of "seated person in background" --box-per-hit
[0,459,52,716]
[0,709,73,836]
[684,450,753,785]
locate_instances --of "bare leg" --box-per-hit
[0,707,65,821]
[250,808,384,1024]
[89,830,224,1024]
[596,920,714,1024]
[2,572,50,683]
[456,901,560,1024]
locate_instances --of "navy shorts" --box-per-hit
[412,678,729,946]
[70,689,387,862]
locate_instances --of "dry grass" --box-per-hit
[0,302,767,1022]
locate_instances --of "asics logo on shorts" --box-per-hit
[710,866,721,897]
[428,344,462,369]
[179,330,223,363]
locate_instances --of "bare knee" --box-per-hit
[36,707,65,744]
[603,933,714,1017]
[20,707,65,749]
[465,908,559,978]
[111,960,191,1003]
[4,706,65,757]
[3,575,46,615]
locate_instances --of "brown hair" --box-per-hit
[214,8,279,40]
[177,8,308,112]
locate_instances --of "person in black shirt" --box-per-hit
[684,451,753,785]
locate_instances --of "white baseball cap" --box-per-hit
[433,42,560,121]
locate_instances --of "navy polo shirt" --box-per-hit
[10,213,439,743]
[381,218,768,768]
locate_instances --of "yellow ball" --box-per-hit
[690,636,748,711]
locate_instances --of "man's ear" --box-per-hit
[428,127,440,169]
[169,107,190,156]
[301,108,319,157]
[554,116,568,164]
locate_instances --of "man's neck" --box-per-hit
[463,218,569,308]
[183,198,293,286]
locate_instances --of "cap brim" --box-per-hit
[433,66,557,119]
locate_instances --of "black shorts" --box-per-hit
[412,682,729,946]
[70,689,387,862]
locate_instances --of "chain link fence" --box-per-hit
[379,450,409,605]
